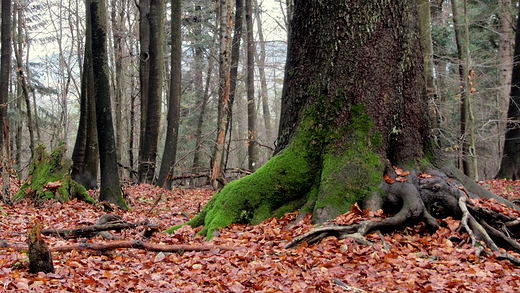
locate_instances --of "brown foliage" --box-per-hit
[1,181,520,291]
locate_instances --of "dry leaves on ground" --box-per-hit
[0,180,520,292]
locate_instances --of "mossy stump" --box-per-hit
[14,144,95,204]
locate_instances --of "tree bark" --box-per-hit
[496,1,520,180]
[211,0,234,189]
[245,0,257,171]
[0,0,12,205]
[138,0,164,184]
[254,0,273,143]
[170,0,432,238]
[91,0,127,208]
[451,0,471,177]
[138,0,151,182]
[28,220,54,274]
[72,0,99,190]
[157,0,181,189]
[418,0,439,139]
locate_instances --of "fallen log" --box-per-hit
[41,222,147,239]
[41,214,155,239]
[0,239,240,253]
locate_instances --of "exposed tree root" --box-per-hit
[286,169,520,266]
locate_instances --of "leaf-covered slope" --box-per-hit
[1,181,520,292]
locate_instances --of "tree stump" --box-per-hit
[28,220,55,274]
[14,143,95,204]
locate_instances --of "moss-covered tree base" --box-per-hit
[166,105,385,239]
[14,144,95,204]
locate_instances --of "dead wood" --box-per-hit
[28,220,55,274]
[1,239,240,253]
[41,214,156,239]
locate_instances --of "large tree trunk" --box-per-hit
[170,0,432,237]
[72,0,99,190]
[496,1,520,180]
[90,0,127,209]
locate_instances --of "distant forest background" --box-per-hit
[2,0,518,185]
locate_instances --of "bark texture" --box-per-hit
[496,3,520,180]
[157,0,181,189]
[168,0,432,238]
[91,0,127,208]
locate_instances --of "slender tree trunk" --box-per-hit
[418,0,439,139]
[138,0,163,184]
[13,2,35,159]
[451,0,470,177]
[90,0,127,208]
[463,0,477,180]
[498,0,514,113]
[192,42,216,180]
[245,0,257,170]
[157,0,181,189]
[137,0,151,181]
[0,0,13,205]
[253,0,272,143]
[111,0,124,167]
[211,0,234,189]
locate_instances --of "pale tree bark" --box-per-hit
[418,0,439,137]
[463,0,478,181]
[157,0,181,189]
[192,40,216,180]
[191,5,212,177]
[0,0,12,205]
[496,1,520,180]
[451,0,471,177]
[223,0,243,170]
[110,0,124,166]
[13,2,35,160]
[245,0,257,170]
[211,0,234,189]
[253,0,272,143]
[90,0,127,208]
[498,0,514,115]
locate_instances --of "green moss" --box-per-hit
[14,144,95,204]
[313,104,384,220]
[170,88,385,238]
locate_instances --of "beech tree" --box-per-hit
[169,0,520,261]
[0,0,12,205]
[496,0,520,180]
[90,0,127,208]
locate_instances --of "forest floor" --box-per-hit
[1,179,520,292]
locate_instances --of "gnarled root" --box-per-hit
[286,170,520,266]
[285,181,438,249]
